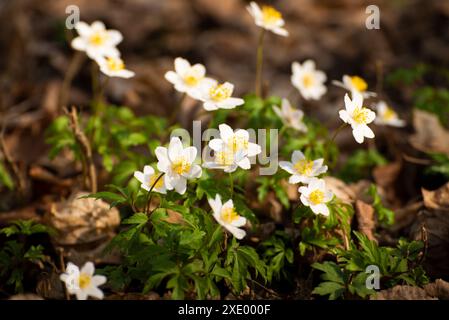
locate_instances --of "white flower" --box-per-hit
[164,57,215,99]
[60,262,106,300]
[203,145,249,173]
[339,92,376,144]
[155,137,202,195]
[71,21,122,59]
[291,60,327,100]
[332,75,376,98]
[246,2,288,37]
[279,150,327,184]
[298,178,333,216]
[273,98,307,132]
[134,165,166,194]
[208,194,246,240]
[199,81,244,111]
[209,124,261,169]
[95,55,135,78]
[374,101,405,127]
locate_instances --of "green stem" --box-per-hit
[324,123,347,164]
[145,172,165,214]
[169,92,187,125]
[229,172,234,199]
[255,29,266,97]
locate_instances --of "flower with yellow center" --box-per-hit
[71,21,122,59]
[60,262,106,300]
[247,2,288,36]
[155,137,202,195]
[280,150,327,184]
[203,142,250,173]
[134,165,166,194]
[332,75,376,98]
[339,92,376,144]
[298,178,333,216]
[95,55,135,78]
[165,57,214,99]
[273,99,307,132]
[374,101,406,127]
[208,194,247,239]
[291,60,327,100]
[200,81,244,111]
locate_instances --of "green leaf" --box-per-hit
[312,281,345,300]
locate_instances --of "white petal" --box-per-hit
[237,157,251,170]
[81,262,95,276]
[168,137,184,162]
[247,142,261,157]
[91,275,107,286]
[174,57,190,75]
[173,177,187,194]
[291,150,305,163]
[218,124,234,141]
[86,286,104,300]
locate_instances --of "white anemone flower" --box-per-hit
[134,165,166,194]
[203,144,250,173]
[71,21,122,59]
[291,60,327,100]
[339,92,376,144]
[273,98,307,132]
[199,81,244,111]
[374,101,405,127]
[155,137,202,195]
[279,150,327,184]
[208,194,246,240]
[209,124,261,165]
[298,178,333,216]
[60,262,106,300]
[95,55,135,78]
[332,75,376,98]
[246,2,288,37]
[164,57,215,99]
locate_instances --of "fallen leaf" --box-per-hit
[371,285,436,300]
[409,110,449,156]
[355,200,376,241]
[422,182,449,210]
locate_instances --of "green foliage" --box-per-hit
[425,153,449,179]
[0,220,51,293]
[367,184,395,226]
[294,199,353,256]
[338,149,387,183]
[312,232,428,300]
[259,231,294,282]
[0,161,14,190]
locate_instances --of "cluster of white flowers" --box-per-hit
[71,21,134,78]
[279,150,333,216]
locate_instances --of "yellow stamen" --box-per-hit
[78,273,91,289]
[302,74,314,88]
[183,72,202,86]
[215,150,235,166]
[89,32,107,46]
[352,107,370,124]
[309,189,324,205]
[261,6,282,25]
[350,76,368,92]
[294,159,314,175]
[171,157,191,175]
[227,136,248,152]
[221,206,239,223]
[209,84,232,102]
[148,174,164,189]
[106,57,125,72]
[383,107,397,121]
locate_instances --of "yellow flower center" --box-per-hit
[183,71,202,86]
[221,206,239,224]
[209,84,232,102]
[89,32,107,46]
[383,107,397,121]
[215,150,235,166]
[227,136,248,152]
[148,174,164,189]
[262,6,282,25]
[302,74,314,88]
[294,159,314,175]
[78,273,91,289]
[350,76,368,92]
[106,57,125,72]
[171,157,191,175]
[309,189,324,205]
[352,107,370,124]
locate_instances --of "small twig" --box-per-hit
[402,153,432,165]
[59,51,85,110]
[255,28,266,97]
[145,172,165,214]
[249,279,281,298]
[64,106,97,193]
[57,248,70,301]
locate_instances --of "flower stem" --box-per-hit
[169,92,186,125]
[255,28,266,97]
[145,172,165,214]
[324,123,348,164]
[229,172,234,199]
